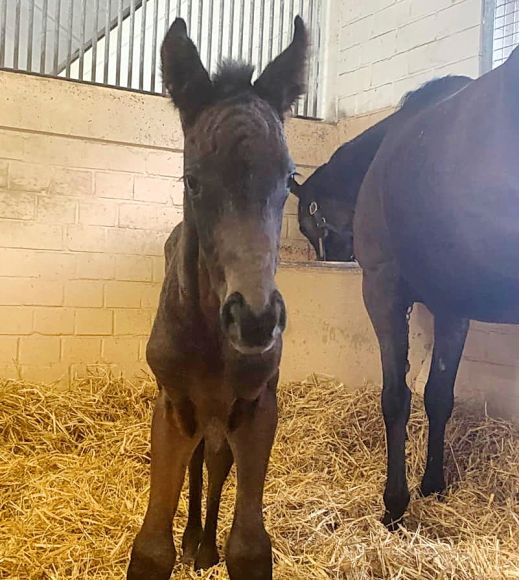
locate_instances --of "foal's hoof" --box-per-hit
[381,511,405,532]
[195,541,220,570]
[420,475,446,499]
[127,535,176,580]
[181,524,203,564]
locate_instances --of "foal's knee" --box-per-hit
[225,524,272,580]
[382,383,411,424]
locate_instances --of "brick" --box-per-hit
[436,2,481,39]
[0,249,76,279]
[134,175,180,204]
[0,221,62,250]
[0,130,25,160]
[102,337,141,363]
[0,307,33,334]
[0,363,20,380]
[75,308,113,335]
[49,168,93,196]
[371,54,408,87]
[0,190,35,219]
[95,172,134,199]
[0,336,18,363]
[284,192,299,216]
[0,279,63,306]
[145,150,183,177]
[105,227,167,256]
[360,30,397,66]
[114,309,151,336]
[66,225,106,252]
[139,338,148,361]
[19,336,61,365]
[396,14,437,54]
[140,286,161,308]
[104,281,144,308]
[33,307,75,335]
[61,337,102,363]
[0,160,8,187]
[79,200,118,226]
[75,253,114,280]
[20,363,68,385]
[65,280,104,307]
[286,215,306,242]
[37,196,77,224]
[152,256,166,282]
[279,240,311,262]
[118,203,182,231]
[115,255,153,281]
[9,161,53,191]
[434,26,481,66]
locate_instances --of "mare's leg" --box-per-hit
[195,439,234,570]
[225,381,278,580]
[363,265,412,530]
[181,440,204,563]
[421,315,468,496]
[128,390,200,580]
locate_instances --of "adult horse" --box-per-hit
[291,75,472,261]
[355,47,519,529]
[128,17,307,580]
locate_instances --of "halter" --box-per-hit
[307,200,344,261]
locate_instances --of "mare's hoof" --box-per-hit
[195,541,220,570]
[420,475,446,499]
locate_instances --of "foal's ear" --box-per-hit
[289,174,303,197]
[254,16,308,119]
[161,18,213,126]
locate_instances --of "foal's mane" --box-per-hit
[211,62,255,100]
[398,75,471,114]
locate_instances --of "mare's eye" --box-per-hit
[184,174,201,197]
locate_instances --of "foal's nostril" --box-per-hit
[221,292,245,333]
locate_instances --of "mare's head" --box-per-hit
[162,17,307,355]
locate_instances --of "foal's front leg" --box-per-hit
[225,381,278,580]
[363,266,412,530]
[128,390,200,580]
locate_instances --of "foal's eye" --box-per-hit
[184,174,201,197]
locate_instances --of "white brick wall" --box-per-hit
[335,0,483,116]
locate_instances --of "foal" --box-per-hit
[127,17,307,580]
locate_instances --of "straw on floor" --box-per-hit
[1,374,518,579]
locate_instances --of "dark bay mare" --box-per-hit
[127,17,307,580]
[354,46,519,530]
[291,75,473,261]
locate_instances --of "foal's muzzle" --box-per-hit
[221,290,286,355]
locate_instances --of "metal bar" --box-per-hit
[116,0,123,85]
[258,0,265,72]
[162,0,172,93]
[312,0,322,118]
[104,0,111,84]
[175,0,180,18]
[66,0,74,76]
[197,0,203,50]
[187,0,192,35]
[218,0,225,64]
[267,0,275,63]
[228,0,235,58]
[40,0,48,72]
[92,0,99,81]
[78,0,86,79]
[304,0,315,116]
[27,0,36,71]
[151,0,159,91]
[128,0,135,86]
[0,0,7,68]
[278,0,284,56]
[247,0,255,64]
[13,0,21,70]
[207,0,214,73]
[53,0,61,74]
[238,0,245,59]
[482,0,498,72]
[140,0,147,90]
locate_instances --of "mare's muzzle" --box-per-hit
[221,290,286,355]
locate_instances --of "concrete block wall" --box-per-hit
[0,70,336,384]
[336,0,483,116]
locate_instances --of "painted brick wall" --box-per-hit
[336,0,483,116]
[0,71,336,384]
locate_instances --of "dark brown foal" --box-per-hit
[127,16,308,580]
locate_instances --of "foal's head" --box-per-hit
[162,17,307,355]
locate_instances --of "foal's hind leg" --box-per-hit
[195,439,234,570]
[128,391,200,580]
[363,265,412,530]
[181,440,204,563]
[421,315,468,497]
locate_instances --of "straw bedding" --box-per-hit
[1,374,518,579]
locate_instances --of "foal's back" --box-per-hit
[355,48,519,323]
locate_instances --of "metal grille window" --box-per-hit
[483,0,519,70]
[0,0,324,118]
